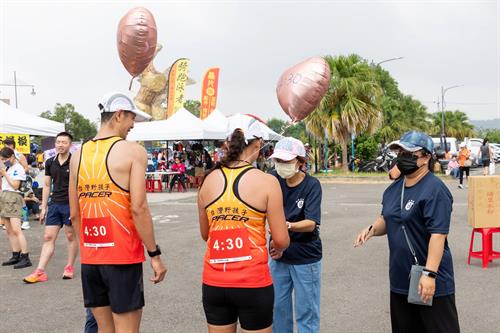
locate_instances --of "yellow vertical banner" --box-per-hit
[200,67,220,120]
[0,133,31,154]
[166,58,190,118]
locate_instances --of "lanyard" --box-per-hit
[401,179,419,266]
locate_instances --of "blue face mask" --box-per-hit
[2,160,11,168]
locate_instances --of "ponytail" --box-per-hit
[200,128,257,188]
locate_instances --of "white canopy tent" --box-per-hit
[0,101,65,136]
[202,109,229,140]
[226,113,283,141]
[127,108,223,141]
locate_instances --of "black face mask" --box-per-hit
[396,154,420,175]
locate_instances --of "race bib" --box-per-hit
[209,228,252,264]
[82,216,114,248]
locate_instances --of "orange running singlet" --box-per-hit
[203,165,272,288]
[77,137,145,265]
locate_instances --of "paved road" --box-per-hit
[1,180,499,332]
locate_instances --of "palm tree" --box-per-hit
[305,54,383,171]
[430,110,475,140]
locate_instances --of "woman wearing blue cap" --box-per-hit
[268,137,323,333]
[354,131,460,333]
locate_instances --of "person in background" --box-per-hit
[0,147,32,269]
[447,156,460,178]
[480,138,493,176]
[457,143,471,189]
[24,190,40,220]
[268,137,323,333]
[36,150,45,170]
[3,138,29,172]
[169,157,186,192]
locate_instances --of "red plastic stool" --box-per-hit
[145,179,154,192]
[152,179,163,192]
[468,228,500,268]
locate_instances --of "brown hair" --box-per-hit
[0,147,15,158]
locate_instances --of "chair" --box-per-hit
[468,227,500,268]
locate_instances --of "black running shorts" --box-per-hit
[81,263,145,314]
[202,284,274,331]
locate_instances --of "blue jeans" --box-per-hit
[270,260,321,333]
[450,168,459,178]
[84,308,98,333]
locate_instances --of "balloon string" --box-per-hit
[128,76,135,91]
[260,121,295,152]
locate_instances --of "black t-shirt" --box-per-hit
[271,170,323,265]
[45,154,71,204]
[382,173,455,297]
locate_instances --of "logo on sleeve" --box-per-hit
[296,198,304,209]
[405,200,415,211]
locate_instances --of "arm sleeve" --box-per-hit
[424,186,453,234]
[304,179,322,225]
[45,158,52,176]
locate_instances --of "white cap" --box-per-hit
[269,137,306,161]
[459,142,466,148]
[227,118,266,143]
[98,92,151,122]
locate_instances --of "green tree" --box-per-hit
[430,110,475,140]
[40,103,97,141]
[184,99,201,117]
[478,129,500,143]
[305,54,383,171]
[267,118,308,142]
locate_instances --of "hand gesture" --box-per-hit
[150,256,167,284]
[354,226,373,247]
[418,275,435,304]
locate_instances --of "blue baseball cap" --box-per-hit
[389,131,434,154]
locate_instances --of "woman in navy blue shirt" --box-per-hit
[354,131,460,333]
[268,137,322,333]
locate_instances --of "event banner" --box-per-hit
[200,67,220,120]
[166,58,190,118]
[0,133,30,154]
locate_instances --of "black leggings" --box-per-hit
[169,174,186,190]
[459,167,470,185]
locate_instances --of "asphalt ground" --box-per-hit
[1,178,499,332]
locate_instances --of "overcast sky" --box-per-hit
[1,0,499,124]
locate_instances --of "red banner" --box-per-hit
[200,67,220,119]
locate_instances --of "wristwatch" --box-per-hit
[147,245,162,258]
[286,222,292,230]
[422,268,438,279]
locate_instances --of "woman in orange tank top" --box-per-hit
[197,124,289,333]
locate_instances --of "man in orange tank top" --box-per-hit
[69,92,167,333]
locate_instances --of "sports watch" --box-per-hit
[147,245,162,258]
[422,268,438,279]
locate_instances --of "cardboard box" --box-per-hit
[468,176,500,228]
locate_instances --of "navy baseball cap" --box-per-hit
[389,131,434,154]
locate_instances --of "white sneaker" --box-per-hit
[21,221,31,230]
[1,225,5,230]
[458,184,464,189]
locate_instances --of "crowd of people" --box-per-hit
[0,91,467,333]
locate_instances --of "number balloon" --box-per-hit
[117,7,158,77]
[276,56,331,122]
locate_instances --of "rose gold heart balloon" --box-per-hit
[117,7,158,77]
[276,57,331,122]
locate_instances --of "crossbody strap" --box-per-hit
[400,180,419,266]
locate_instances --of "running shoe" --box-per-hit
[23,269,48,283]
[62,265,74,279]
[21,221,31,230]
[458,184,464,189]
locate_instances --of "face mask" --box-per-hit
[396,154,420,175]
[275,162,299,179]
[3,160,12,168]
